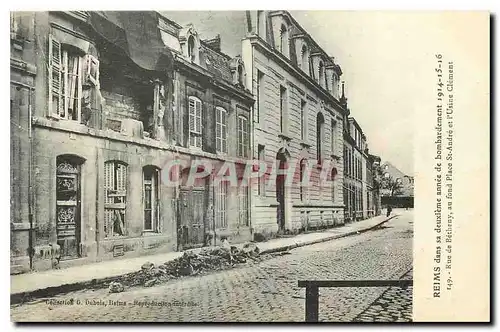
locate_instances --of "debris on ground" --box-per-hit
[108,281,124,293]
[114,244,266,290]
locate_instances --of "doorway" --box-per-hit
[56,155,84,260]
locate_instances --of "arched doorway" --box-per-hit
[276,151,288,232]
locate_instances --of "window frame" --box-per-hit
[214,180,228,229]
[48,35,83,122]
[188,96,203,149]
[237,115,250,158]
[143,166,160,233]
[104,161,128,238]
[215,106,228,154]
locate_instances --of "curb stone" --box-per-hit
[10,214,398,305]
[260,215,398,255]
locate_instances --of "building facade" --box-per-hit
[242,10,346,236]
[10,11,254,273]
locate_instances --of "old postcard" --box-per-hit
[9,10,489,322]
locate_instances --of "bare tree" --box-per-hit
[381,175,404,197]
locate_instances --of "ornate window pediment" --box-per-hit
[179,24,200,64]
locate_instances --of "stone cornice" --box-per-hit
[246,35,347,117]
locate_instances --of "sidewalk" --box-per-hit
[11,213,398,303]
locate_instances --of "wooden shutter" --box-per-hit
[48,35,62,116]
[85,54,100,87]
[216,107,221,152]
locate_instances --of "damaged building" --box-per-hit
[10,11,253,273]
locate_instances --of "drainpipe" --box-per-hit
[28,87,34,270]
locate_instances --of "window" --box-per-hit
[300,100,307,141]
[316,113,325,164]
[300,159,307,201]
[258,145,266,196]
[238,186,249,226]
[280,86,287,133]
[215,107,228,153]
[279,24,288,55]
[300,44,309,74]
[49,35,83,121]
[143,166,160,232]
[237,115,249,158]
[331,167,337,202]
[256,70,264,123]
[215,181,228,228]
[104,161,128,238]
[188,96,202,149]
[331,120,337,156]
[318,61,325,88]
[188,35,196,62]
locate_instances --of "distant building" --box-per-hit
[380,161,414,208]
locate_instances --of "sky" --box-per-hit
[162,11,416,175]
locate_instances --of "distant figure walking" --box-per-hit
[386,205,393,217]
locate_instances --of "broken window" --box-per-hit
[104,161,127,238]
[48,35,84,122]
[143,166,160,232]
[215,106,227,154]
[188,96,202,149]
[237,115,249,158]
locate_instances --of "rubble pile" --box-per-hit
[110,243,262,292]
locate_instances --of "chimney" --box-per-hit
[204,34,221,52]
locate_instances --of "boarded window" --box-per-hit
[215,107,227,153]
[188,96,202,149]
[104,161,127,238]
[237,115,249,158]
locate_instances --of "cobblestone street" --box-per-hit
[11,211,413,322]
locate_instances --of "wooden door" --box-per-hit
[178,188,206,249]
[56,158,82,260]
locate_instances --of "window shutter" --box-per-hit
[85,54,100,87]
[48,35,62,116]
[189,98,195,133]
[117,164,127,194]
[104,162,113,204]
[195,100,202,134]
